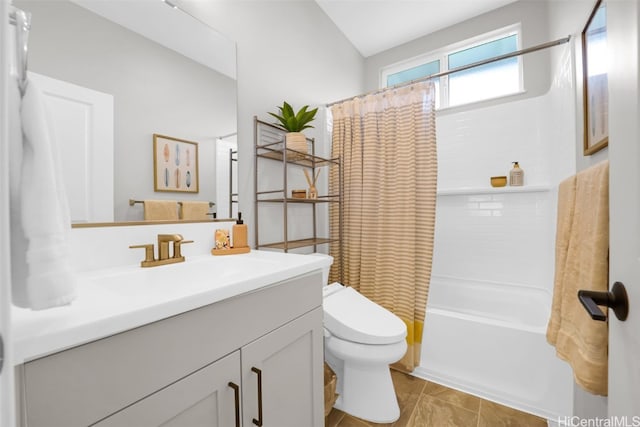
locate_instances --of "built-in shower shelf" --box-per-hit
[437,185,551,196]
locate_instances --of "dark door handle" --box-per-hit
[578,281,629,321]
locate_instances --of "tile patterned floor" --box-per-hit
[325,370,548,427]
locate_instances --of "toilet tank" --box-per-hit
[309,253,333,285]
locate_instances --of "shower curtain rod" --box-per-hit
[326,35,571,107]
[218,132,238,140]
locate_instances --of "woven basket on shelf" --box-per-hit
[285,132,308,159]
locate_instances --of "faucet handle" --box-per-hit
[129,244,155,264]
[174,240,194,258]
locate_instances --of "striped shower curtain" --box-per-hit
[328,81,437,371]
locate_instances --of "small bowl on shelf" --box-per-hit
[490,176,507,187]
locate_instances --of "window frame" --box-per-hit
[380,24,524,109]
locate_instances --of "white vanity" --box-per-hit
[12,222,326,427]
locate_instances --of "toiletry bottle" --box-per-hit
[233,212,248,248]
[510,162,524,186]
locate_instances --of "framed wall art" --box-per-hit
[582,0,608,155]
[153,134,199,193]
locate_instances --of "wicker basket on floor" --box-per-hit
[324,363,338,417]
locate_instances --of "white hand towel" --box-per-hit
[11,78,77,310]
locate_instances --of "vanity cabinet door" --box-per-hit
[94,350,241,427]
[241,307,324,427]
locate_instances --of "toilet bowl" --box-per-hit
[311,254,407,423]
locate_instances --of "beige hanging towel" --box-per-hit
[180,201,210,220]
[547,174,577,344]
[546,160,609,395]
[143,200,178,220]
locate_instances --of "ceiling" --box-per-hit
[72,0,236,79]
[314,0,520,57]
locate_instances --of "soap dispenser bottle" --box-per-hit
[233,212,248,248]
[510,162,524,186]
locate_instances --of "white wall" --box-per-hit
[178,0,364,247]
[14,0,237,221]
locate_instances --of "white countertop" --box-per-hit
[12,250,327,364]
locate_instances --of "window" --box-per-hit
[380,25,523,109]
[386,60,441,105]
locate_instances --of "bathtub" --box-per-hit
[414,275,573,421]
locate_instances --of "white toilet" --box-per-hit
[312,254,407,424]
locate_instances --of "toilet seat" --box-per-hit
[323,283,407,345]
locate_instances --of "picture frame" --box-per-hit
[582,0,608,156]
[153,134,199,193]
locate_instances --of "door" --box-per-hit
[94,351,242,427]
[607,0,640,418]
[28,72,114,223]
[242,308,324,427]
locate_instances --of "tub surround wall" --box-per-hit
[432,45,575,296]
[429,191,554,291]
[414,46,576,420]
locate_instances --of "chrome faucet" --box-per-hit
[130,234,193,267]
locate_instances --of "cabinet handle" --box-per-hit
[228,382,240,427]
[251,367,263,426]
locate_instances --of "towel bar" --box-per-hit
[178,201,215,207]
[129,199,214,207]
[578,281,629,321]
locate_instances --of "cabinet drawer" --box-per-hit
[21,271,321,427]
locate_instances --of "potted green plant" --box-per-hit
[268,101,318,155]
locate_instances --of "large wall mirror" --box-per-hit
[14,0,238,224]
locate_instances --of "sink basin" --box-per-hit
[84,254,276,300]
